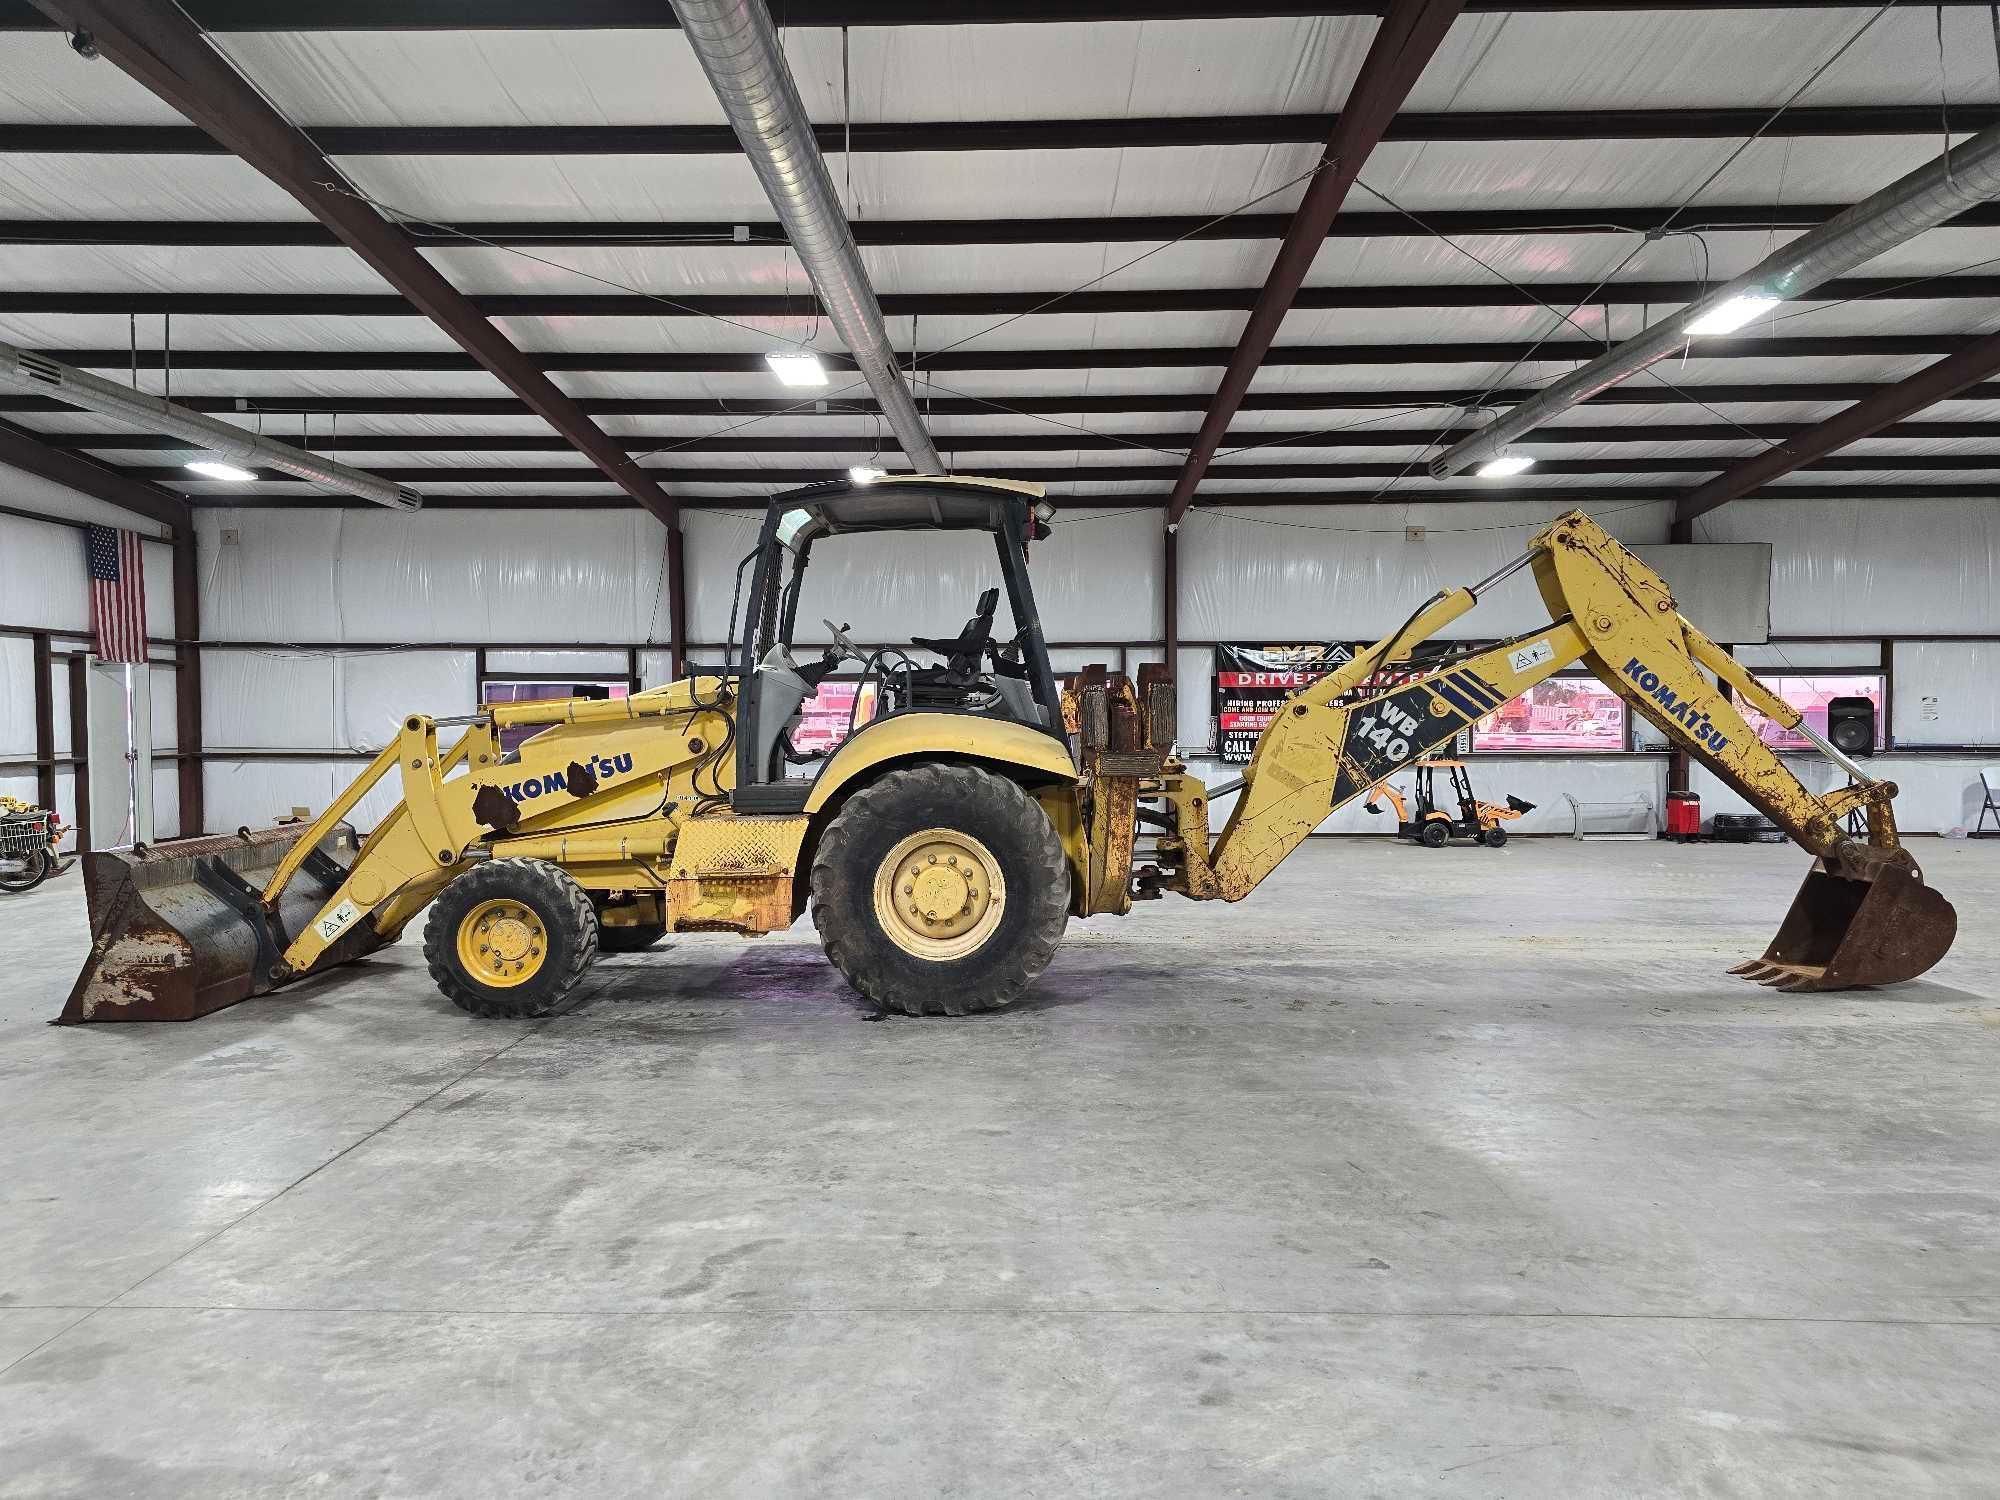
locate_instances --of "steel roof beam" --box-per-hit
[16,382,1997,417]
[13,201,2000,248]
[1146,0,1452,523]
[14,274,1992,319]
[8,0,1985,27]
[20,333,1982,375]
[121,454,2000,484]
[0,417,190,534]
[25,0,681,536]
[1673,326,2000,531]
[6,105,1996,156]
[46,419,2000,454]
[148,483,2000,512]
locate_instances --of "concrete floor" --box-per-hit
[2,837,1998,1497]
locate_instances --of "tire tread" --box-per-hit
[811,764,1068,1016]
[422,857,599,1018]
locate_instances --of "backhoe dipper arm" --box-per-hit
[1199,510,1955,991]
[1528,511,1888,860]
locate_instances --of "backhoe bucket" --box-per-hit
[56,822,388,1023]
[1730,854,1957,992]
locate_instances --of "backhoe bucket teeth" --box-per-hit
[56,822,387,1023]
[1734,855,1957,993]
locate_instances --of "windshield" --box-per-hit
[775,507,814,552]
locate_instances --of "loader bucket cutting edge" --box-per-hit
[1729,857,1957,993]
[56,822,391,1024]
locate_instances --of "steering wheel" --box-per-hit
[822,619,864,662]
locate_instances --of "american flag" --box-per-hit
[84,524,148,663]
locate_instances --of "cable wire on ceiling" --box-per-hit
[1421,0,1901,441]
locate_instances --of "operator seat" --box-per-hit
[910,587,1001,680]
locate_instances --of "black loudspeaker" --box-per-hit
[1824,695,1875,756]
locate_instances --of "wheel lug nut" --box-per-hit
[903,884,912,895]
[947,854,957,865]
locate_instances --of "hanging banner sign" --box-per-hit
[1212,641,1474,764]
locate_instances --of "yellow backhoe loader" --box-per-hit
[60,478,1956,1024]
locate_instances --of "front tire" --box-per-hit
[1482,826,1509,848]
[423,858,599,1018]
[811,764,1069,1016]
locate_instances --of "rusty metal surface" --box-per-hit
[1083,776,1139,917]
[666,813,807,935]
[56,822,388,1023]
[1135,663,1176,752]
[1730,848,1958,991]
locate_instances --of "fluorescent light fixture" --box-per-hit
[1683,292,1781,337]
[1474,453,1536,478]
[186,460,256,482]
[764,349,827,387]
[847,465,886,485]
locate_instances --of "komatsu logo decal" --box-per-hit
[503,752,633,803]
[1621,657,1729,753]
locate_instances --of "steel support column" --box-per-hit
[31,631,55,813]
[172,532,203,835]
[66,654,89,851]
[665,522,690,680]
[1164,0,1464,525]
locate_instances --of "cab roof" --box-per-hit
[767,474,1050,543]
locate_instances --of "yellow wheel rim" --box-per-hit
[871,827,1007,962]
[456,897,548,988]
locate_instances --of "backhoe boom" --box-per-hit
[1182,510,1956,991]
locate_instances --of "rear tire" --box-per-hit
[812,764,1069,1016]
[1482,826,1509,848]
[423,858,599,1019]
[1418,821,1450,849]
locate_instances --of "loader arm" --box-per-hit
[1196,509,1954,990]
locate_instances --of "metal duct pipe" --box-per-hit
[1431,122,2000,479]
[0,340,421,510]
[668,0,942,475]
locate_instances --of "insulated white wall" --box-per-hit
[681,505,1161,648]
[1178,500,1677,642]
[194,507,671,643]
[1698,498,2000,636]
[1689,756,1996,835]
[0,508,175,639]
[1,505,178,843]
[194,507,674,831]
[168,495,2000,839]
[1893,642,2000,747]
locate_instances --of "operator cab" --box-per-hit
[728,475,1067,812]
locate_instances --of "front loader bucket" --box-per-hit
[1730,853,1957,993]
[56,822,389,1023]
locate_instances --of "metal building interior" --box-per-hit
[0,1,1997,1492]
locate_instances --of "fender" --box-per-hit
[804,711,1078,815]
